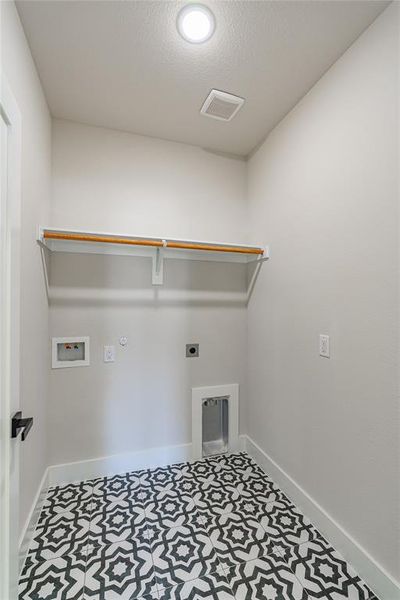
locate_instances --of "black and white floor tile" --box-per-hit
[40,482,94,521]
[85,538,157,600]
[158,571,234,600]
[20,452,379,600]
[194,484,242,519]
[29,510,90,563]
[237,477,289,508]
[144,492,198,530]
[260,500,321,550]
[287,537,375,600]
[89,502,146,546]
[19,553,87,600]
[206,512,273,569]
[92,474,142,506]
[151,523,220,590]
[225,554,309,600]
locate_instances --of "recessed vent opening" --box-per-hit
[202,396,229,457]
[200,89,245,121]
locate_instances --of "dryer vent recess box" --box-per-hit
[52,336,90,368]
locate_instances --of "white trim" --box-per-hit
[18,469,49,574]
[0,75,22,600]
[243,434,400,600]
[47,442,193,487]
[45,435,248,488]
[192,383,239,461]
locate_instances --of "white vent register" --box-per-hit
[200,90,245,121]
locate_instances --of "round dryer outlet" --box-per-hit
[186,343,199,357]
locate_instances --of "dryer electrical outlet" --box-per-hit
[186,344,199,357]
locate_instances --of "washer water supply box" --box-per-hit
[52,336,90,368]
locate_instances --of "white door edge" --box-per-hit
[0,74,22,600]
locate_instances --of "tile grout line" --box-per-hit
[81,479,95,600]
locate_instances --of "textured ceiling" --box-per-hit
[16,0,389,156]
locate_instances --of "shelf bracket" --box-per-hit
[152,247,164,285]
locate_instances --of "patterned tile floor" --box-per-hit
[19,452,379,600]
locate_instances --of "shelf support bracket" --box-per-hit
[152,247,164,285]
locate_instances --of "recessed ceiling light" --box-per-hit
[177,4,215,44]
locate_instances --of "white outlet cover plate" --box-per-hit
[319,334,330,358]
[104,345,116,362]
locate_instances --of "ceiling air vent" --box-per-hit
[200,89,245,122]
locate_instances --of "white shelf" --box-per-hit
[38,226,268,285]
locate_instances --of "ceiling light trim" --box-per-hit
[177,4,216,44]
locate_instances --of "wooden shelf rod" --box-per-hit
[43,231,264,256]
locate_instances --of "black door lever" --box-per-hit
[11,412,33,441]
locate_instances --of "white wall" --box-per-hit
[247,3,399,582]
[49,120,248,465]
[3,1,398,586]
[51,120,247,241]
[1,2,51,537]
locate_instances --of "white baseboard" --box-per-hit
[47,442,194,487]
[47,435,248,487]
[243,434,400,600]
[18,468,49,573]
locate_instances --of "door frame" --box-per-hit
[0,75,22,600]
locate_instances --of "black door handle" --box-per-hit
[11,412,33,441]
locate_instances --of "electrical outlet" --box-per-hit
[186,343,199,358]
[104,345,115,362]
[319,334,330,358]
